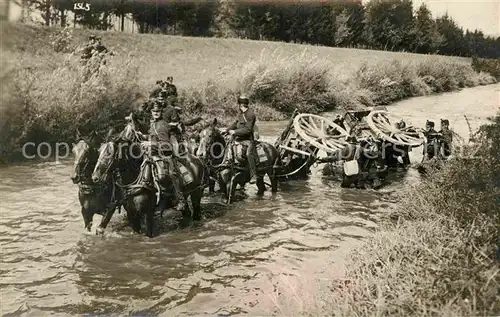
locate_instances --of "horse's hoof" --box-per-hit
[96,227,105,236]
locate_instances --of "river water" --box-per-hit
[1,84,498,316]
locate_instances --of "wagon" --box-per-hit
[338,106,426,168]
[273,109,350,180]
[274,106,426,182]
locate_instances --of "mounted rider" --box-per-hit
[81,35,97,61]
[438,119,453,158]
[165,95,203,155]
[161,94,186,155]
[221,94,258,183]
[150,80,164,98]
[164,77,178,98]
[80,35,113,69]
[138,99,187,212]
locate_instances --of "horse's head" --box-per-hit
[118,121,144,163]
[71,139,97,183]
[92,141,117,184]
[196,118,225,160]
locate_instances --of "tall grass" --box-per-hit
[328,113,500,316]
[0,23,497,164]
[472,56,500,80]
[0,49,142,163]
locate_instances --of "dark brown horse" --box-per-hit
[70,134,119,235]
[196,119,280,204]
[91,119,206,237]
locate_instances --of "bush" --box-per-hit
[329,112,500,317]
[472,56,500,80]
[0,50,142,163]
[1,24,498,164]
[356,58,496,106]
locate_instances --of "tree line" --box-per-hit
[14,0,500,59]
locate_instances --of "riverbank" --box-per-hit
[327,112,500,316]
[0,22,497,164]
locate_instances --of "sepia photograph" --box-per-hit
[0,0,499,316]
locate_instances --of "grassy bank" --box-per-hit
[329,113,500,316]
[0,22,497,164]
[472,56,500,80]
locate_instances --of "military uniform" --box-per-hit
[162,103,185,154]
[227,100,258,180]
[424,121,440,159]
[147,104,186,211]
[150,86,163,98]
[439,119,453,158]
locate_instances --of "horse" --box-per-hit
[192,119,226,194]
[91,119,205,237]
[70,133,119,235]
[196,119,280,204]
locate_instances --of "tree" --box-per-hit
[412,3,443,53]
[334,8,352,46]
[363,0,415,51]
[212,0,237,38]
[436,13,467,56]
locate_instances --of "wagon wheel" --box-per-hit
[366,110,425,147]
[293,114,350,153]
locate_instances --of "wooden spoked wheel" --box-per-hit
[366,110,425,147]
[293,114,350,153]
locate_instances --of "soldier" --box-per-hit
[439,119,453,158]
[221,95,258,183]
[150,81,164,98]
[81,35,97,62]
[92,37,110,56]
[164,77,178,97]
[138,101,187,212]
[423,120,441,160]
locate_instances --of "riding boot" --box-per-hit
[247,144,258,183]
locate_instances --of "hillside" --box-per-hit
[1,21,472,89]
[0,21,496,163]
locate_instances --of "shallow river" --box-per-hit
[1,84,498,316]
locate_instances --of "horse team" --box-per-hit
[71,116,281,237]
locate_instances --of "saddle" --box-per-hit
[228,141,269,165]
[150,156,194,188]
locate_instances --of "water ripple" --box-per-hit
[0,84,497,316]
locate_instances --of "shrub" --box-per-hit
[472,56,500,80]
[0,51,142,163]
[1,24,498,164]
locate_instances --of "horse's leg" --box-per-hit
[181,194,191,220]
[133,193,155,238]
[190,188,203,221]
[224,172,239,205]
[256,175,266,196]
[208,176,216,194]
[126,202,142,233]
[146,208,155,238]
[269,168,278,193]
[219,169,232,200]
[96,204,117,235]
[81,206,93,232]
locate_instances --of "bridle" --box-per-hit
[199,127,232,170]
